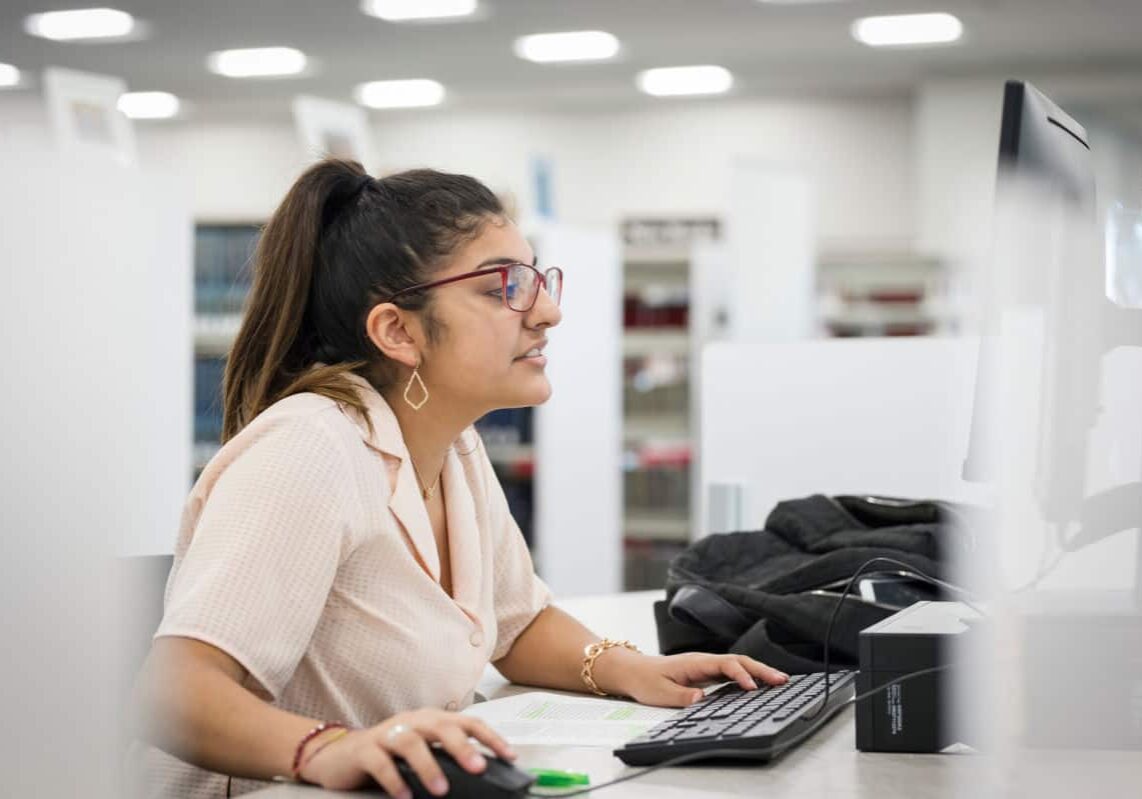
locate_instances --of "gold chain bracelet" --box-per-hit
[581,638,640,696]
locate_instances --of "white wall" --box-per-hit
[914,79,1005,275]
[133,97,916,250]
[1087,117,1142,214]
[136,122,308,222]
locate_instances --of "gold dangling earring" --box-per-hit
[403,362,429,410]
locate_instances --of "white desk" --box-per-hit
[251,591,1139,798]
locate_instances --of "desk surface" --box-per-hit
[251,591,1139,798]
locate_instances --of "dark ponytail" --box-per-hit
[221,158,504,441]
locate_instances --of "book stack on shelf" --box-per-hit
[193,354,226,473]
[816,250,951,337]
[195,225,259,315]
[620,217,720,590]
[193,224,261,480]
[473,408,535,548]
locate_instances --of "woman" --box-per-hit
[133,159,787,799]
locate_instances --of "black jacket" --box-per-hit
[655,494,980,673]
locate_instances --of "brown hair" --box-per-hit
[221,158,504,441]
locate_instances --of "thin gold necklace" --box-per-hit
[409,457,442,501]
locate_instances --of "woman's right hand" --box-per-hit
[297,708,517,799]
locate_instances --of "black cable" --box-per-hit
[802,555,982,723]
[525,663,954,798]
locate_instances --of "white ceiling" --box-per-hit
[2,0,1141,132]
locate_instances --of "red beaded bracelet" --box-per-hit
[291,721,348,781]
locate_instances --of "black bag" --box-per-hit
[655,494,980,673]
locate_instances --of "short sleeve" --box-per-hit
[155,413,361,699]
[483,443,552,662]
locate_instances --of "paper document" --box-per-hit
[463,692,679,748]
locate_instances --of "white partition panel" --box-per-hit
[1,153,191,554]
[699,337,987,536]
[531,223,623,596]
[1,147,191,795]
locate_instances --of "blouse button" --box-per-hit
[469,631,484,647]
[446,700,458,711]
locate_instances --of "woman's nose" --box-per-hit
[527,286,562,328]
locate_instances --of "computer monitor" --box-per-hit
[962,80,1141,598]
[997,80,1095,203]
[954,84,1142,760]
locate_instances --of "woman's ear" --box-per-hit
[365,303,421,367]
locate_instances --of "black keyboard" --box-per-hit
[614,670,856,766]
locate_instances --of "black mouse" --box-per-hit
[393,748,536,799]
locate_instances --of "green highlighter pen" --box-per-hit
[529,768,591,788]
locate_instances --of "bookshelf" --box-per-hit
[620,217,721,590]
[192,223,261,482]
[816,250,952,338]
[471,406,536,548]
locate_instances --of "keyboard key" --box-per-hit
[744,720,781,736]
[675,726,723,743]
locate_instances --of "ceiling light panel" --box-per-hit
[851,13,964,47]
[361,0,477,22]
[24,7,136,41]
[118,91,180,119]
[354,79,446,109]
[0,63,21,88]
[207,47,308,78]
[637,66,734,97]
[513,31,620,63]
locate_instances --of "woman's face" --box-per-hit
[417,217,562,418]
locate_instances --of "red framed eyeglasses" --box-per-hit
[385,263,563,313]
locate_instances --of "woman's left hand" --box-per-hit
[593,649,789,707]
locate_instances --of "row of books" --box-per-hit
[194,355,225,445]
[624,465,689,513]
[474,407,533,446]
[195,225,260,314]
[476,410,535,540]
[623,538,688,591]
[624,379,688,417]
[623,295,688,328]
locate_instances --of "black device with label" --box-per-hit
[855,601,981,753]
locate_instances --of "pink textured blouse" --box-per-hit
[136,373,551,797]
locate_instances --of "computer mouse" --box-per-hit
[393,748,536,799]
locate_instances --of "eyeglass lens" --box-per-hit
[506,265,562,311]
